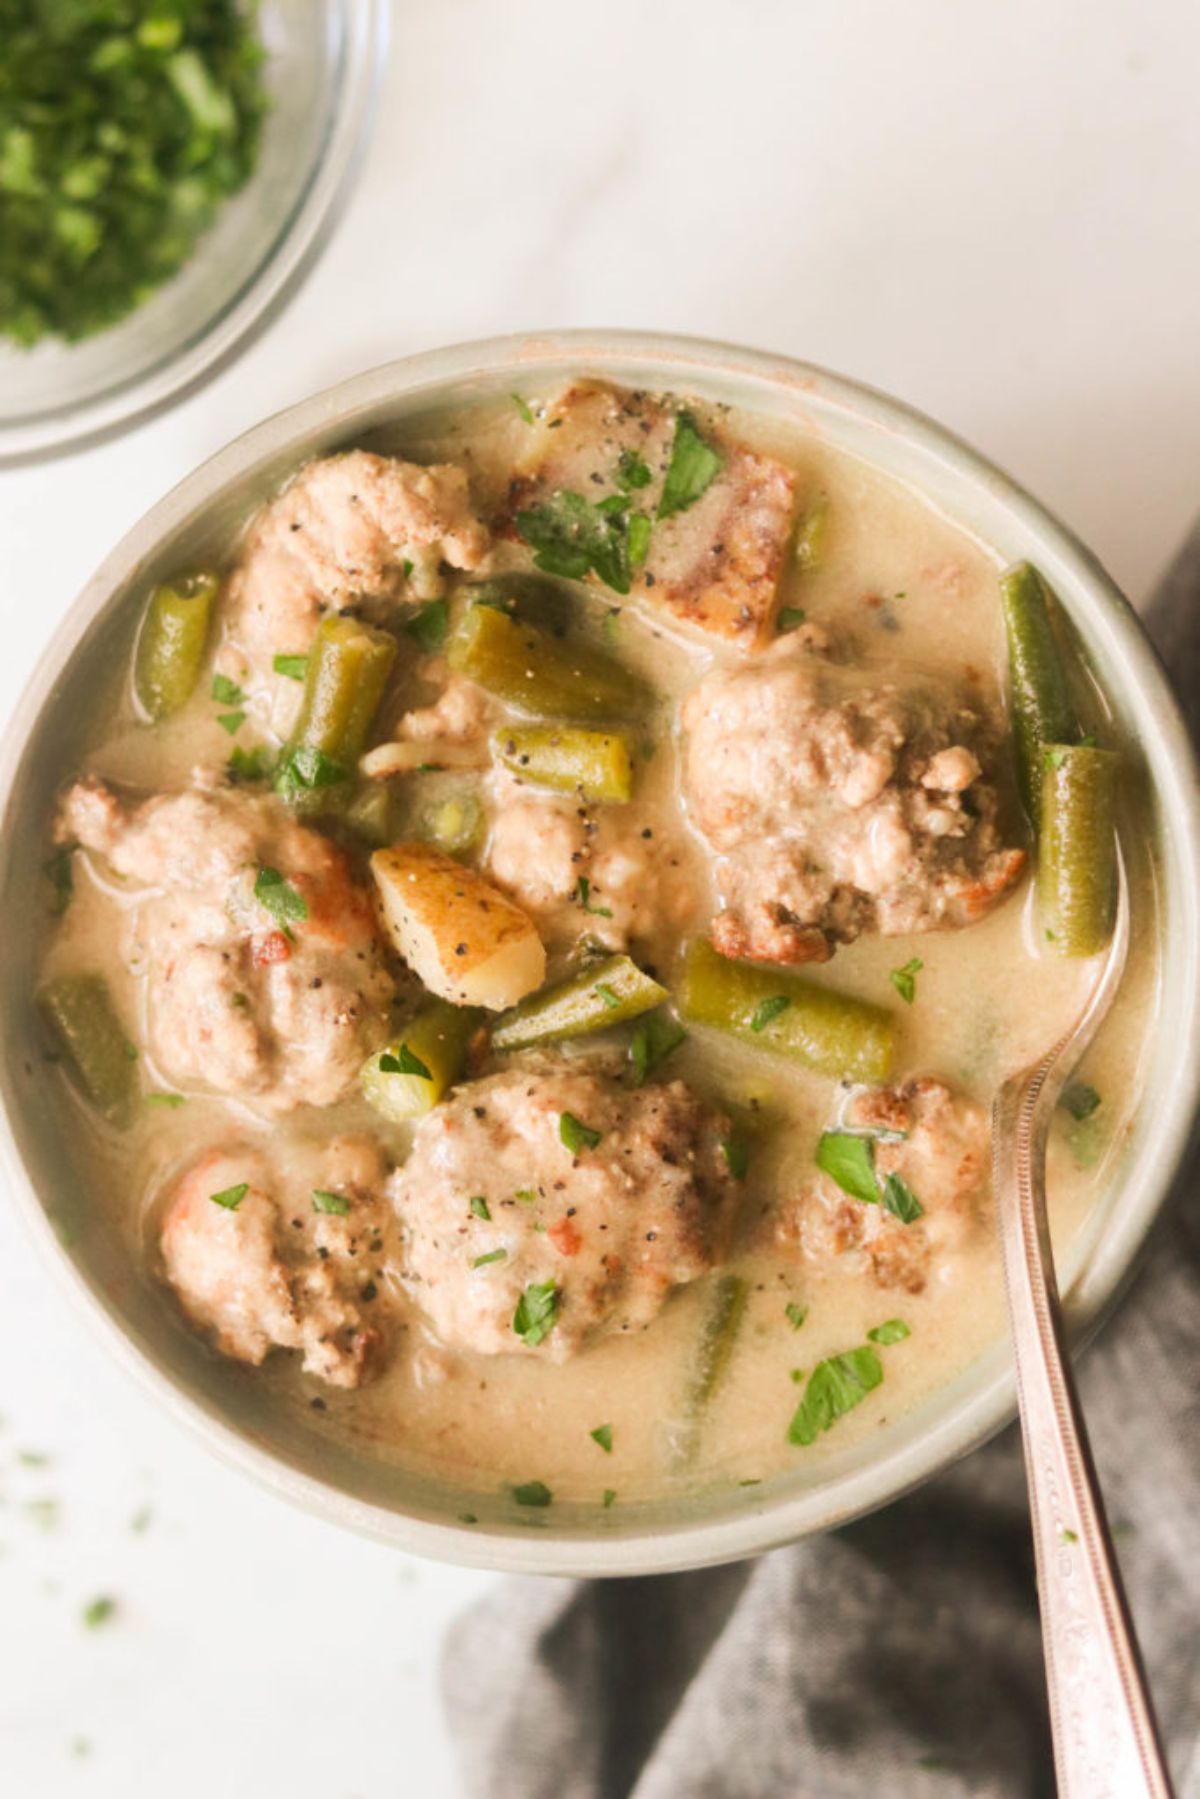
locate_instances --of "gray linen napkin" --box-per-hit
[442,536,1200,1799]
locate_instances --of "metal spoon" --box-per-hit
[992,845,1175,1797]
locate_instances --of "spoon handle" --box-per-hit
[993,1075,1175,1799]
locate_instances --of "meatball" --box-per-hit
[57,779,393,1112]
[389,1055,739,1360]
[160,1138,397,1386]
[484,770,684,954]
[218,450,489,727]
[508,382,797,645]
[776,1079,989,1293]
[681,634,1026,962]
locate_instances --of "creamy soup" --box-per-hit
[36,381,1158,1514]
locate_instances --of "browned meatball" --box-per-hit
[57,779,394,1113]
[160,1138,397,1387]
[217,450,490,731]
[389,1055,739,1360]
[681,633,1026,963]
[776,1079,990,1293]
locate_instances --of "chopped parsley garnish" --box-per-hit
[629,1010,686,1085]
[511,393,535,424]
[602,1488,617,1508]
[227,744,274,784]
[514,1188,538,1206]
[657,411,722,520]
[81,1596,116,1630]
[785,1303,808,1331]
[272,654,308,681]
[881,1172,924,1223]
[404,599,450,654]
[515,489,637,594]
[776,607,807,633]
[469,1195,491,1221]
[720,1136,749,1180]
[1062,1081,1101,1121]
[145,1092,186,1109]
[513,1281,559,1346]
[473,1248,508,1269]
[512,1480,552,1507]
[750,994,790,1033]
[211,673,244,705]
[788,1346,883,1446]
[889,957,923,1005]
[458,1512,479,1525]
[627,511,652,567]
[312,1190,350,1216]
[253,866,308,928]
[615,448,653,491]
[215,709,245,735]
[1044,747,1069,770]
[559,1112,602,1155]
[273,746,348,802]
[380,1042,433,1081]
[44,844,75,915]
[867,1319,911,1345]
[210,1182,248,1211]
[590,1424,614,1454]
[815,1131,879,1205]
[1062,1527,1078,1544]
[576,876,612,917]
[593,982,621,1009]
[0,4,266,349]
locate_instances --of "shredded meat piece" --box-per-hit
[507,382,797,645]
[483,770,687,954]
[390,1054,739,1360]
[399,673,492,743]
[161,1138,397,1386]
[681,634,1026,962]
[217,450,489,726]
[775,1079,989,1293]
[57,778,393,1112]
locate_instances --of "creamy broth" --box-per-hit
[37,386,1159,1512]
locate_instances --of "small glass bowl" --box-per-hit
[0,1,387,465]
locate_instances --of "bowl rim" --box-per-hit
[0,0,388,469]
[4,327,1199,1577]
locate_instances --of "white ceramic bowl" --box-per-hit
[3,332,1197,1575]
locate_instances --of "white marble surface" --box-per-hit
[1,2,1198,1793]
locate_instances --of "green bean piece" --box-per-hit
[492,724,635,802]
[345,783,395,848]
[40,974,138,1128]
[422,792,483,855]
[690,1275,749,1406]
[133,572,220,721]
[1000,562,1078,821]
[1038,745,1119,956]
[446,604,649,723]
[361,1001,482,1121]
[275,615,397,808]
[672,1274,750,1465]
[793,493,829,572]
[679,938,895,1084]
[493,955,668,1051]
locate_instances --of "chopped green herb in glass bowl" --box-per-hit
[0,1,386,463]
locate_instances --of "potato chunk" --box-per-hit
[371,843,546,1009]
